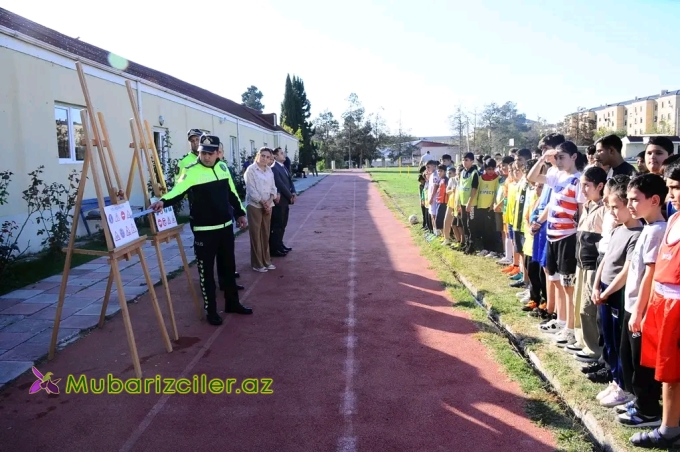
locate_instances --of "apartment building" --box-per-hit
[566,89,680,136]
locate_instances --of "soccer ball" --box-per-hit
[408,214,419,225]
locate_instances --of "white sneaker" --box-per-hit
[520,294,531,303]
[540,320,564,334]
[267,264,276,270]
[477,250,490,256]
[597,382,618,401]
[497,258,512,265]
[516,289,529,298]
[554,329,576,348]
[442,240,451,246]
[600,385,634,408]
[253,267,268,273]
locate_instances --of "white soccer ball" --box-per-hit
[408,214,419,225]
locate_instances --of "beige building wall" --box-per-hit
[596,105,625,131]
[656,94,680,134]
[0,34,298,254]
[626,100,654,135]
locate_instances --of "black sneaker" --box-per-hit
[586,368,612,384]
[581,361,604,374]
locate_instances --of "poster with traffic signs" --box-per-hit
[104,201,140,248]
[150,197,177,232]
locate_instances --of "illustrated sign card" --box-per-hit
[150,197,178,232]
[104,201,140,248]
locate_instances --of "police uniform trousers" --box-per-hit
[194,225,238,314]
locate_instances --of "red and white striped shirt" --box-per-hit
[546,170,585,242]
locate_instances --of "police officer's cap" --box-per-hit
[198,134,220,153]
[187,129,202,141]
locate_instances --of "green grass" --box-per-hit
[0,214,192,297]
[366,167,643,452]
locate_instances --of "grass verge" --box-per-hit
[365,167,654,452]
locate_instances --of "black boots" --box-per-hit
[206,312,223,326]
[225,288,253,315]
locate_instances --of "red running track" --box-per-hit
[0,171,556,451]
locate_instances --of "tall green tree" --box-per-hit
[241,85,265,112]
[280,74,315,166]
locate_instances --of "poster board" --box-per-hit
[104,201,140,248]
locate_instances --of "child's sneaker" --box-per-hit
[497,258,512,265]
[502,265,517,273]
[516,289,529,298]
[597,382,618,401]
[617,407,661,428]
[522,301,537,312]
[565,341,584,354]
[554,329,576,348]
[540,319,564,334]
[615,400,638,414]
[477,250,490,257]
[509,272,524,281]
[600,385,634,408]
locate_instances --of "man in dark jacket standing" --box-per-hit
[270,147,296,256]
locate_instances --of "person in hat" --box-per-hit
[179,129,243,285]
[150,134,251,326]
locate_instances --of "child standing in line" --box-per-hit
[434,165,449,244]
[616,173,667,428]
[592,175,643,408]
[476,159,501,257]
[502,162,521,275]
[570,166,607,362]
[444,166,460,246]
[418,173,428,231]
[632,158,680,448]
[493,156,514,263]
[520,172,543,309]
[425,160,439,240]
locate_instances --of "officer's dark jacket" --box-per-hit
[161,159,245,231]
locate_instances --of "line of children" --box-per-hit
[418,132,680,448]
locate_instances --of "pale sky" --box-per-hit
[5,0,680,137]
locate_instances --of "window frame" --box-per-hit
[55,102,86,164]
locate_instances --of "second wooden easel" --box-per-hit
[49,61,173,379]
[120,80,202,328]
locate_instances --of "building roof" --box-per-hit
[0,8,293,136]
[413,140,454,147]
[568,90,680,116]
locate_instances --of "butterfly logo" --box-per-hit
[29,367,61,395]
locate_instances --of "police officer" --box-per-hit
[151,134,252,326]
[179,130,243,288]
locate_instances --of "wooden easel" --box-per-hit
[121,79,202,327]
[49,61,173,379]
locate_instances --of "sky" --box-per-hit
[4,0,680,137]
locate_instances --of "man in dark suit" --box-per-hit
[270,147,296,256]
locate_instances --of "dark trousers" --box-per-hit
[620,311,662,416]
[423,205,434,232]
[599,282,625,387]
[477,207,501,253]
[461,209,474,253]
[218,227,237,290]
[421,205,429,229]
[194,227,238,315]
[270,200,289,252]
[527,255,546,303]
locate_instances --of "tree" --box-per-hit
[594,127,627,140]
[340,93,365,168]
[312,110,340,165]
[241,86,264,112]
[280,74,315,167]
[449,105,469,160]
[385,119,417,163]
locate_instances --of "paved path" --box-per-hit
[0,174,327,388]
[0,171,555,451]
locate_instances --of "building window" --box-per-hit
[250,140,255,155]
[655,116,658,122]
[230,136,237,161]
[624,120,627,126]
[55,104,86,163]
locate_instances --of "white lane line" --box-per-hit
[338,175,358,452]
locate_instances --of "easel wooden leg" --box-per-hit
[49,253,73,360]
[111,258,142,379]
[153,239,179,340]
[137,248,173,353]
[176,233,202,320]
[98,265,114,328]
